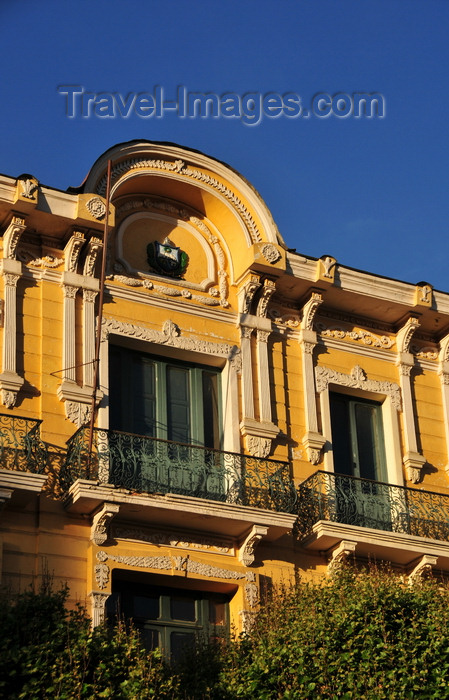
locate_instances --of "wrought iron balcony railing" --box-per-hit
[60,427,297,513]
[0,412,47,474]
[296,470,449,542]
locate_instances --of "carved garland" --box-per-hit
[95,550,254,590]
[315,365,402,411]
[316,323,394,349]
[96,158,262,243]
[102,317,241,371]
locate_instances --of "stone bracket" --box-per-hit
[302,431,327,465]
[238,525,268,566]
[408,555,437,583]
[403,452,426,484]
[91,503,120,546]
[327,540,357,574]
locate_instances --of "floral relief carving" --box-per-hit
[94,562,110,589]
[86,197,106,220]
[315,365,402,411]
[261,243,281,263]
[245,583,259,608]
[102,317,241,370]
[316,323,394,349]
[97,550,247,580]
[267,308,301,328]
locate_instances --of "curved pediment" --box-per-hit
[82,141,286,299]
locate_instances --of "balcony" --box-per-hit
[0,413,46,474]
[296,471,449,568]
[60,427,298,540]
[0,413,47,504]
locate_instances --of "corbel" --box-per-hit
[91,503,120,546]
[237,272,261,315]
[256,278,276,318]
[238,525,268,566]
[83,236,103,277]
[2,214,27,260]
[64,230,85,273]
[408,555,437,584]
[327,540,357,574]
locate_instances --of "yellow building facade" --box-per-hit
[1,140,449,650]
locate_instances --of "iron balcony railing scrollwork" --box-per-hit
[61,427,297,513]
[296,470,449,543]
[0,412,47,474]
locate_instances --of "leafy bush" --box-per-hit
[0,584,178,699]
[215,567,449,699]
[4,567,449,699]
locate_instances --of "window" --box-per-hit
[330,392,387,482]
[330,392,391,530]
[108,345,223,496]
[107,579,229,663]
[109,346,221,448]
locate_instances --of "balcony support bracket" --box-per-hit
[91,502,120,545]
[408,555,438,584]
[239,525,268,566]
[327,540,357,575]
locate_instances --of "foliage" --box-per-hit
[212,566,449,699]
[0,583,178,699]
[4,568,449,699]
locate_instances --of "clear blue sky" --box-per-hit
[2,1,448,291]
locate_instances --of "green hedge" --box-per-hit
[3,567,449,699]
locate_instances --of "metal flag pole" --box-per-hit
[87,158,112,471]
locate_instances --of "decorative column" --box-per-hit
[396,317,425,483]
[238,276,279,458]
[82,237,102,388]
[438,333,449,473]
[299,291,326,464]
[0,214,27,407]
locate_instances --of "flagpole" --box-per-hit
[87,158,112,474]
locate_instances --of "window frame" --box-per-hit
[316,365,403,485]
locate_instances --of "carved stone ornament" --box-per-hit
[64,231,85,273]
[302,431,327,465]
[20,178,38,200]
[1,390,16,409]
[239,610,257,634]
[94,562,110,589]
[301,292,323,331]
[268,307,301,328]
[91,503,120,545]
[238,274,261,314]
[316,323,394,349]
[257,279,276,318]
[245,435,271,458]
[403,452,426,484]
[239,525,268,566]
[83,237,103,277]
[315,365,402,411]
[245,582,259,608]
[65,400,92,427]
[396,317,421,354]
[97,550,248,581]
[89,592,110,627]
[86,197,106,220]
[96,158,262,243]
[261,243,281,264]
[319,255,337,279]
[327,540,357,575]
[102,317,241,371]
[3,216,26,260]
[408,555,437,584]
